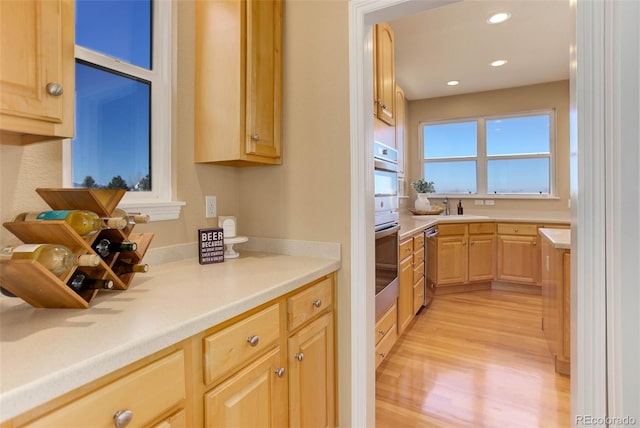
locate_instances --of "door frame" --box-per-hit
[348,0,611,426]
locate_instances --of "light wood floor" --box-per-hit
[376,290,570,428]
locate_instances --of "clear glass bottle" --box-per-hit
[1,244,100,275]
[14,210,128,237]
[113,208,150,224]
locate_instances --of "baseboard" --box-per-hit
[491,281,542,295]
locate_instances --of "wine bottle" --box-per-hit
[92,239,137,258]
[113,208,150,224]
[14,210,128,237]
[1,244,100,275]
[112,262,149,275]
[66,272,114,293]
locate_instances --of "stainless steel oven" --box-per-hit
[374,141,399,230]
[374,141,400,319]
[375,223,399,319]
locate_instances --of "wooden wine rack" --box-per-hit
[0,188,154,308]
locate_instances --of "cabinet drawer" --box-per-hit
[413,234,425,250]
[497,223,538,236]
[413,261,424,283]
[287,276,333,331]
[413,246,424,265]
[469,222,495,234]
[437,223,467,236]
[27,351,185,428]
[375,321,397,369]
[204,304,280,386]
[374,302,396,346]
[413,282,424,313]
[399,238,413,260]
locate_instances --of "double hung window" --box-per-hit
[64,0,180,218]
[420,111,555,197]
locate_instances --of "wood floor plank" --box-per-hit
[376,290,570,427]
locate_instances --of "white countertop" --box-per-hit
[0,251,340,422]
[399,211,570,240]
[539,228,572,249]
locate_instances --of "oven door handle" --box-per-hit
[375,224,400,239]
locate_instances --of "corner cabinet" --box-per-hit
[373,23,395,126]
[496,223,540,284]
[194,0,283,166]
[0,0,75,144]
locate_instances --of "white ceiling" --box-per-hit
[388,0,571,100]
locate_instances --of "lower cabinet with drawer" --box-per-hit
[12,346,190,428]
[374,302,397,369]
[5,274,337,428]
[200,274,336,428]
[496,223,541,285]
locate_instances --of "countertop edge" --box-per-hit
[539,228,572,249]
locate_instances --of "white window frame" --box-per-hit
[63,0,184,220]
[419,109,558,199]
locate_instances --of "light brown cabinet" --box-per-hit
[497,223,540,284]
[540,232,571,375]
[194,0,282,166]
[397,232,425,335]
[428,223,496,290]
[373,23,395,126]
[17,348,189,428]
[0,0,75,144]
[374,302,397,369]
[6,274,337,428]
[395,85,406,178]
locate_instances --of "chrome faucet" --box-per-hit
[443,197,450,215]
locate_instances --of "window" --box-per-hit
[64,0,183,219]
[420,111,555,197]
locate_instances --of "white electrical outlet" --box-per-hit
[485,199,495,206]
[205,196,217,218]
[474,200,484,205]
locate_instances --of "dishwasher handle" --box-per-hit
[425,228,440,238]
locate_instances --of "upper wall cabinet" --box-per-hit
[373,23,395,126]
[195,0,283,166]
[0,0,75,144]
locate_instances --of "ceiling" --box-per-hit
[387,0,571,100]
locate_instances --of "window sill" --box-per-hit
[117,200,186,221]
[429,194,561,201]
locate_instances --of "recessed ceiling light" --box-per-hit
[491,59,508,67]
[447,80,460,86]
[487,12,511,24]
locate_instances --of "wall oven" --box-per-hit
[374,141,400,319]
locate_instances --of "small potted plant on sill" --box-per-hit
[411,179,435,211]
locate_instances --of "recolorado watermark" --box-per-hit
[576,415,637,425]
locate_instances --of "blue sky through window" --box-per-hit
[73,0,152,190]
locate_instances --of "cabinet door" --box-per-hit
[0,0,74,140]
[204,347,287,428]
[397,255,414,335]
[288,312,335,428]
[395,85,406,177]
[436,236,467,285]
[497,235,539,283]
[374,23,395,126]
[245,0,282,159]
[468,234,495,282]
[150,409,186,428]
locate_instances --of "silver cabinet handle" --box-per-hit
[514,228,520,233]
[295,352,305,361]
[379,352,386,358]
[378,329,386,336]
[247,335,260,347]
[251,134,260,141]
[46,82,64,96]
[113,409,133,428]
[532,241,537,246]
[275,367,286,377]
[462,239,467,246]
[312,299,322,308]
[470,240,475,245]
